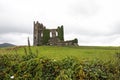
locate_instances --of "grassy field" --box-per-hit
[0,46,120,79]
[0,46,120,62]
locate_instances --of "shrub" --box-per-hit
[0,52,120,79]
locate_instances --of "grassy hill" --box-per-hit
[0,46,120,62]
[0,43,15,47]
[0,46,120,79]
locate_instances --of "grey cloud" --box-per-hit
[0,0,120,46]
[69,0,99,16]
[112,23,120,34]
[0,24,32,34]
[65,26,111,37]
[81,35,120,46]
[65,33,120,46]
[0,33,33,45]
[65,21,120,37]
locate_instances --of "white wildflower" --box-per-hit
[10,76,14,79]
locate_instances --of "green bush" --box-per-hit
[0,53,120,80]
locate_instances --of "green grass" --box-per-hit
[0,46,120,62]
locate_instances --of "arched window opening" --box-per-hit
[41,32,43,37]
[50,32,52,38]
[56,32,58,36]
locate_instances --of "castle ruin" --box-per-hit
[33,21,78,46]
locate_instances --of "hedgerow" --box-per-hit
[0,51,120,80]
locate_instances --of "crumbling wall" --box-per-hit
[33,21,78,46]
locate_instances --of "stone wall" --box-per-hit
[33,21,78,46]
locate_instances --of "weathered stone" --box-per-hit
[33,21,78,46]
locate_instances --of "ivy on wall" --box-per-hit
[43,29,50,44]
[72,38,78,43]
[58,25,64,41]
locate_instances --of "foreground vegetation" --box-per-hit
[0,46,120,79]
[0,46,120,61]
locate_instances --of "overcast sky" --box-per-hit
[0,0,120,46]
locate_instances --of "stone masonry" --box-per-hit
[33,21,78,46]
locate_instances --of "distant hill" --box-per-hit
[0,43,15,47]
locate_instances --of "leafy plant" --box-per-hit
[43,29,50,44]
[58,25,64,41]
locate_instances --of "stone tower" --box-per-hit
[33,21,64,46]
[33,21,45,46]
[33,21,78,46]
